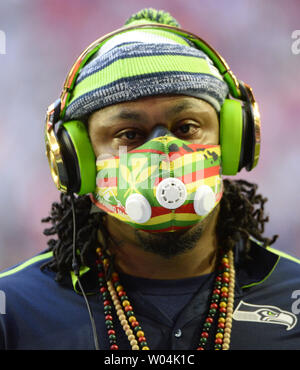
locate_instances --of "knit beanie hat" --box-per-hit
[64,8,229,120]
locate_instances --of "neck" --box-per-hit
[103,206,220,280]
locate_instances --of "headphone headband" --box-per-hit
[45,23,261,194]
[59,23,242,119]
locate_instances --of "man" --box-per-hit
[1,8,300,351]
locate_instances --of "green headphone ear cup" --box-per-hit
[62,121,96,195]
[220,99,244,176]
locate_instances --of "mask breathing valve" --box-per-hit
[156,178,187,209]
[125,193,152,223]
[193,185,216,216]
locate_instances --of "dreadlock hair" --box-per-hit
[40,179,278,283]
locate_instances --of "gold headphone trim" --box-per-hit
[244,83,261,169]
[45,104,67,192]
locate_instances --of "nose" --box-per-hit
[146,125,175,141]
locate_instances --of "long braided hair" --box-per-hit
[40,179,278,282]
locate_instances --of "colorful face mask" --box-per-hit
[90,136,223,233]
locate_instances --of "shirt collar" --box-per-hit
[70,238,280,295]
[234,238,280,293]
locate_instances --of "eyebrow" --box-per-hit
[109,109,144,123]
[117,110,143,121]
[103,98,208,130]
[110,100,198,122]
[165,100,197,118]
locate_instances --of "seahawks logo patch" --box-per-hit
[233,301,297,331]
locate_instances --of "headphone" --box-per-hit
[45,23,261,196]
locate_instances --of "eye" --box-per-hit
[115,129,146,145]
[179,124,192,134]
[123,130,137,140]
[174,122,200,137]
[261,310,276,316]
[117,129,138,140]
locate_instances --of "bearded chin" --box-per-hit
[134,221,206,259]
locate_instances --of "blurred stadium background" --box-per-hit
[0,0,299,271]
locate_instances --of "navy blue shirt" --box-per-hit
[1,241,300,350]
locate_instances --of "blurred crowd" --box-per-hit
[0,0,299,270]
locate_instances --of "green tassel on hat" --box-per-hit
[124,8,180,27]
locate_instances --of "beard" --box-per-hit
[105,206,219,260]
[134,219,209,259]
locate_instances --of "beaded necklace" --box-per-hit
[95,247,235,350]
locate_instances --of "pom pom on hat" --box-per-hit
[124,8,180,27]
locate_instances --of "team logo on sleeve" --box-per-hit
[233,301,297,331]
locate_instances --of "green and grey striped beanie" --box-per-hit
[64,8,229,120]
